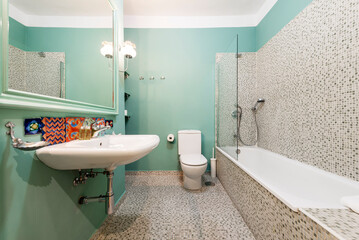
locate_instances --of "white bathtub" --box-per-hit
[217,146,359,212]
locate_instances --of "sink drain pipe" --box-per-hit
[78,170,115,215]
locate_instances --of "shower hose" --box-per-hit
[237,108,259,147]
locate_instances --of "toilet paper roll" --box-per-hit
[167,134,175,143]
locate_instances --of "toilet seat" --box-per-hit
[180,154,207,166]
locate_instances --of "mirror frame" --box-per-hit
[0,0,120,115]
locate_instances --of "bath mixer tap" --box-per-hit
[91,120,111,138]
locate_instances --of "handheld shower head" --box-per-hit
[252,98,265,112]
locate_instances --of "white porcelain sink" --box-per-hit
[36,135,160,170]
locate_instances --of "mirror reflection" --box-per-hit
[8,0,114,107]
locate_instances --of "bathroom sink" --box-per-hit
[36,135,160,170]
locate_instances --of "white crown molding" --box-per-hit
[124,15,258,28]
[124,0,278,28]
[9,0,278,29]
[255,0,278,25]
[9,4,112,28]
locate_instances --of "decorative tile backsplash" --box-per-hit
[25,117,110,145]
[65,117,106,142]
[65,117,85,142]
[41,117,66,145]
[93,118,105,127]
[24,118,43,135]
[105,120,113,128]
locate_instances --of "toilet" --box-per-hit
[178,130,208,190]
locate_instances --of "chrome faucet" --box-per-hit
[91,120,111,138]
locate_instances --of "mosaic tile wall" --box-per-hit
[216,150,337,240]
[216,0,359,180]
[8,45,26,92]
[255,0,359,180]
[237,53,257,146]
[8,45,65,98]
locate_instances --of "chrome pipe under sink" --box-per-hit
[78,170,115,215]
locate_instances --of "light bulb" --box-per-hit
[100,41,113,58]
[121,41,136,59]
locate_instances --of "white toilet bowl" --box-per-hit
[180,154,208,190]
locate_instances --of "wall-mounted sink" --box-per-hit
[36,134,160,171]
[36,134,159,215]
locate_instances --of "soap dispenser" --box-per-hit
[84,118,94,140]
[79,122,86,140]
[85,125,92,140]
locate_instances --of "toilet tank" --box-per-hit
[178,130,201,155]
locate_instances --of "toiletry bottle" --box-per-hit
[79,122,86,140]
[85,125,92,140]
[82,118,91,140]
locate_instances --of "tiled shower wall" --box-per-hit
[217,0,359,180]
[238,53,257,146]
[8,45,66,98]
[256,0,359,181]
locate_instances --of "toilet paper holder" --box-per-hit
[167,134,175,143]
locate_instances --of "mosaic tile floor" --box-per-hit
[91,172,255,240]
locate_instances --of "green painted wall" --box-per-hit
[9,18,27,50]
[9,18,113,107]
[0,111,125,240]
[124,28,256,171]
[256,0,312,50]
[124,0,315,171]
[0,1,316,238]
[1,4,126,240]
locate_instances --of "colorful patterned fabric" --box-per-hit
[24,118,43,135]
[41,117,66,145]
[65,117,85,142]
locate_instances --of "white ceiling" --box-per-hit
[9,0,278,28]
[9,0,112,16]
[125,0,267,16]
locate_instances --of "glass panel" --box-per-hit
[237,52,258,146]
[216,35,238,160]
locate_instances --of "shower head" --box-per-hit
[252,98,265,112]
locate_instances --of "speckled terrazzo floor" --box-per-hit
[91,172,255,240]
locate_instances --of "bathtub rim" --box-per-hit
[216,146,349,240]
[216,146,358,212]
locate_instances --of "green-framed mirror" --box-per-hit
[0,0,121,114]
